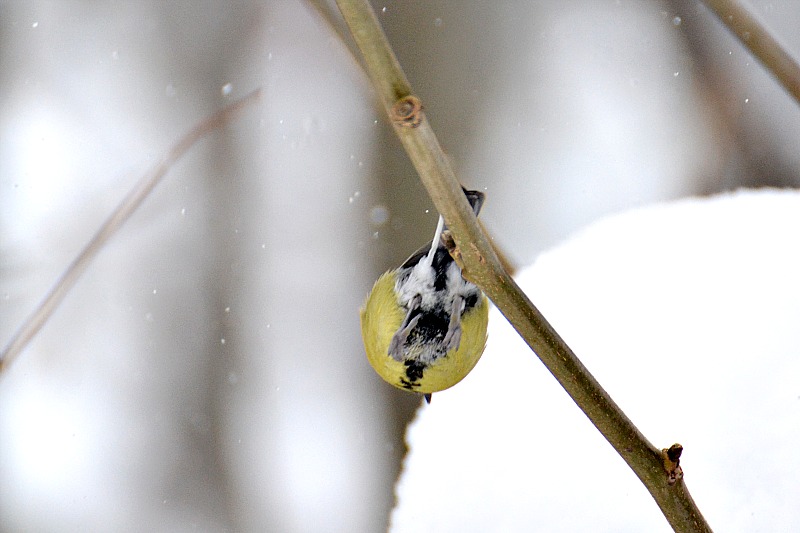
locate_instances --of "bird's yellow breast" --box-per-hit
[360,271,489,394]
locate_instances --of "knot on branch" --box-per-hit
[442,230,462,267]
[661,443,684,485]
[391,95,423,128]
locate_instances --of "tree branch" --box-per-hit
[335,1,711,531]
[702,0,800,104]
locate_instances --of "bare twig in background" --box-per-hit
[0,89,262,375]
[304,0,365,72]
[702,0,800,105]
[334,0,712,531]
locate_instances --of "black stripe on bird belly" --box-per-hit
[400,360,426,390]
[406,310,449,357]
[398,310,450,391]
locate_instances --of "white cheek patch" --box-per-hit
[396,261,436,309]
[396,259,479,315]
[444,261,477,313]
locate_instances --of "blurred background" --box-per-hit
[1,1,799,531]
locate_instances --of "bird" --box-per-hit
[360,188,489,403]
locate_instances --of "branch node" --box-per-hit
[662,443,684,485]
[391,95,424,128]
[442,230,463,266]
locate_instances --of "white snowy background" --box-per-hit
[392,189,800,532]
[1,1,799,531]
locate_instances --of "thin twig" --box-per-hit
[334,1,711,531]
[304,0,366,73]
[702,0,800,104]
[0,89,262,375]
